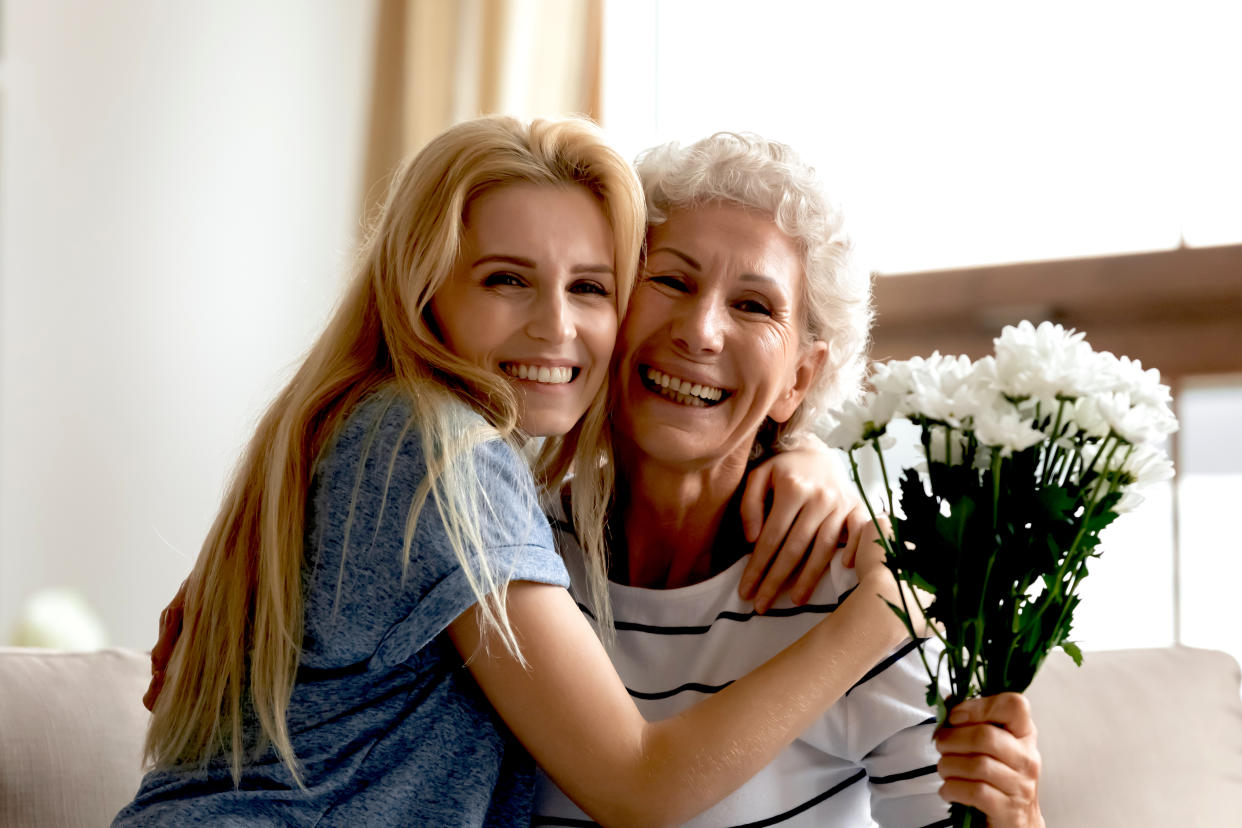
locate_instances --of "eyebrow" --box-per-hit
[471,254,614,275]
[650,246,782,287]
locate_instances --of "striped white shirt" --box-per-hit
[532,524,950,828]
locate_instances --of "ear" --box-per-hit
[768,340,829,423]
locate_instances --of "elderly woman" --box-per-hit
[533,133,1045,827]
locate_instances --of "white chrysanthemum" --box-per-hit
[993,320,1096,401]
[825,389,904,451]
[1119,441,1176,488]
[1066,396,1112,440]
[1077,440,1173,512]
[870,359,915,396]
[868,388,903,432]
[1095,391,1178,446]
[825,398,870,450]
[1094,352,1178,437]
[1095,352,1173,409]
[903,352,994,428]
[972,407,1047,457]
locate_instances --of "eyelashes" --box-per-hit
[734,299,774,316]
[644,273,776,317]
[482,271,524,288]
[481,271,612,298]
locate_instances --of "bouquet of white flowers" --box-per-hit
[826,321,1177,827]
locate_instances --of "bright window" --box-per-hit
[602,1,1242,273]
[1176,377,1242,669]
[603,2,1242,660]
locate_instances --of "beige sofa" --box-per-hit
[2,644,1240,827]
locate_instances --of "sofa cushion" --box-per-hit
[0,647,149,827]
[1026,644,1242,828]
[2,643,1239,826]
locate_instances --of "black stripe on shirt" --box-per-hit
[530,769,869,828]
[870,763,939,784]
[723,768,868,828]
[575,591,853,636]
[626,679,734,700]
[530,817,599,827]
[846,637,924,696]
[621,640,937,703]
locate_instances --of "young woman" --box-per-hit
[117,115,914,827]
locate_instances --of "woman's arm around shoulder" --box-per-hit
[447,521,913,828]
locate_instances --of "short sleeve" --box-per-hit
[300,391,568,672]
[371,436,569,669]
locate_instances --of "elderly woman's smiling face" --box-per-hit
[613,203,828,471]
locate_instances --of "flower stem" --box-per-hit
[849,446,893,558]
[1040,399,1067,485]
[1022,434,1121,639]
[848,444,941,695]
[991,453,1002,531]
[875,440,897,521]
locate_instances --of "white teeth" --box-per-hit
[503,364,573,384]
[642,367,725,404]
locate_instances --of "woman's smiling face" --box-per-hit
[613,202,827,471]
[431,182,618,438]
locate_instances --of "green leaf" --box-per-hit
[1061,640,1084,667]
[1083,504,1121,536]
[1036,485,1076,524]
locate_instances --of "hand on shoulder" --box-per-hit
[737,436,862,613]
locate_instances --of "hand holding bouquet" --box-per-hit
[826,321,1177,826]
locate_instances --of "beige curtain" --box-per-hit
[361,0,603,220]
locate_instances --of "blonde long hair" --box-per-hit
[145,115,643,783]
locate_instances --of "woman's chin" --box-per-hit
[517,407,586,439]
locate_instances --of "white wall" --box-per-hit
[1,0,378,648]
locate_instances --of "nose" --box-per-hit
[671,294,725,355]
[525,288,575,344]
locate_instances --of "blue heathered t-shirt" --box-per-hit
[114,389,569,826]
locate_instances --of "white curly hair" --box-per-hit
[634,132,873,449]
